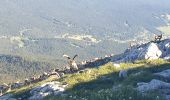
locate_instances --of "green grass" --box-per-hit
[7,59,170,100]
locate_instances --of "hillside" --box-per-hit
[2,59,170,100]
[1,0,170,100]
[1,39,170,100]
[0,0,170,66]
[0,54,58,84]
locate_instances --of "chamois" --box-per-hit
[3,83,11,92]
[63,54,79,72]
[154,34,162,42]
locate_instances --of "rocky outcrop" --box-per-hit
[154,69,170,79]
[113,39,170,63]
[138,43,162,60]
[137,79,170,100]
[159,39,170,57]
[0,94,15,100]
[29,81,67,100]
[137,79,170,92]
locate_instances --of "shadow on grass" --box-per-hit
[46,61,170,100]
[72,63,170,90]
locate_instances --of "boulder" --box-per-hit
[114,42,163,63]
[138,43,162,60]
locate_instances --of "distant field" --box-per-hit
[157,26,170,35]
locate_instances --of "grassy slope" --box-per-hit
[8,59,170,100]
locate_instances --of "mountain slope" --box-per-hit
[0,54,55,84]
[2,59,169,100]
[0,0,170,66]
[1,39,170,100]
